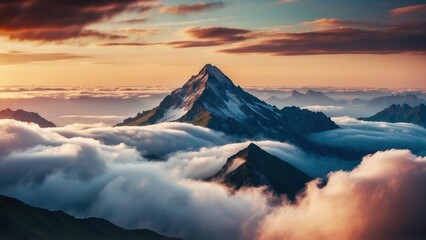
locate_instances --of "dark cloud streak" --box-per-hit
[219,22,426,55]
[160,1,224,15]
[0,0,156,41]
[166,26,252,48]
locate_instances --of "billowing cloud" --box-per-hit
[258,149,426,240]
[310,117,426,155]
[0,120,271,240]
[220,22,426,55]
[390,4,426,16]
[160,2,224,15]
[0,0,156,41]
[0,120,425,239]
[52,122,230,157]
[0,51,87,65]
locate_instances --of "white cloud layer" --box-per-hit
[0,119,425,240]
[310,117,426,155]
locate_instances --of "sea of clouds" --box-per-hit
[0,119,425,240]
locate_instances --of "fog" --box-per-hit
[1,119,425,239]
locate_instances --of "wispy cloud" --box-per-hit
[160,1,225,15]
[301,18,385,29]
[98,42,158,47]
[390,4,426,16]
[166,26,252,48]
[0,51,87,65]
[114,17,149,24]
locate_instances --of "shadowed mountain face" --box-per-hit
[0,194,181,240]
[359,104,426,128]
[212,143,312,199]
[0,108,56,128]
[280,106,339,135]
[119,64,338,148]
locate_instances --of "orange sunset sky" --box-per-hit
[0,0,425,88]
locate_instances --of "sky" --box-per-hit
[0,0,425,88]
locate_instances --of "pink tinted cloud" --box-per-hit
[390,4,426,16]
[258,149,426,240]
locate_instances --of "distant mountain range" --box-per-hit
[268,90,340,107]
[0,194,181,240]
[0,108,56,127]
[365,94,425,108]
[359,104,426,128]
[266,91,426,111]
[118,64,338,150]
[212,143,311,199]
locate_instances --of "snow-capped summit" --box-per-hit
[118,64,338,147]
[158,63,241,122]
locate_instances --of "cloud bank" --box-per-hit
[310,117,426,155]
[0,120,272,240]
[258,149,426,240]
[0,119,425,240]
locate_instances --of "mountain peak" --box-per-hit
[243,143,265,156]
[188,64,234,89]
[306,90,324,96]
[0,108,56,127]
[212,144,312,198]
[291,90,303,96]
[203,63,214,69]
[359,104,426,128]
[118,65,338,151]
[247,142,261,150]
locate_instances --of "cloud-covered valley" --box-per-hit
[311,117,426,155]
[0,119,425,240]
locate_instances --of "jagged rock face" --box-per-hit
[0,108,56,128]
[212,143,312,199]
[360,104,426,128]
[280,106,339,134]
[119,64,338,144]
